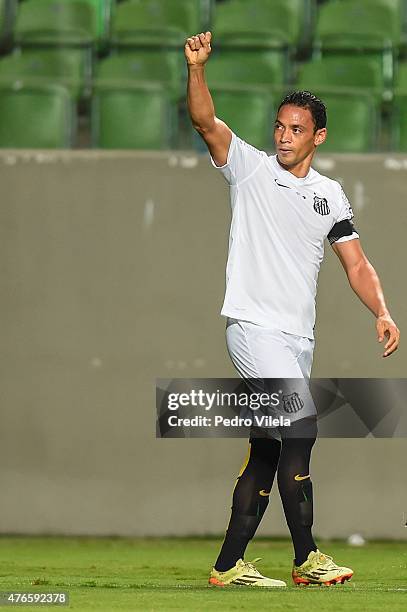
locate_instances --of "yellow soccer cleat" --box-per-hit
[209,558,286,587]
[292,550,353,586]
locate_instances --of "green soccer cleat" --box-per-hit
[292,549,353,586]
[208,557,286,587]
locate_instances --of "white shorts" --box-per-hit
[226,318,314,379]
[226,318,316,438]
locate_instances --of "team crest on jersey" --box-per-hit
[282,392,304,414]
[313,194,330,216]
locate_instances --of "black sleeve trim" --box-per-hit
[327,219,357,245]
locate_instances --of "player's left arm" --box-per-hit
[332,239,400,357]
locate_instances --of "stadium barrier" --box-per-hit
[0,150,405,539]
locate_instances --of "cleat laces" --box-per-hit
[244,558,263,577]
[316,552,337,570]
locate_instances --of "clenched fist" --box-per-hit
[185,31,212,66]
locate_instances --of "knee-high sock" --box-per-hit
[214,437,281,572]
[277,418,318,566]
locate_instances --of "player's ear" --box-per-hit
[314,128,327,147]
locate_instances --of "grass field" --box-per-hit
[0,537,406,611]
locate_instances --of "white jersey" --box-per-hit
[211,132,359,339]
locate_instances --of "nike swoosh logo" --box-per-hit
[294,474,310,481]
[259,489,271,496]
[274,178,306,200]
[274,179,291,189]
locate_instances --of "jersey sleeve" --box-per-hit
[210,132,266,185]
[327,185,360,245]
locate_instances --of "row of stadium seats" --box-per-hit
[2,80,407,151]
[2,47,407,103]
[1,1,407,102]
[0,0,406,53]
[1,0,407,151]
[1,0,212,49]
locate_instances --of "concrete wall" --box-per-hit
[0,150,406,538]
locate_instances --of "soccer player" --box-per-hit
[185,32,400,587]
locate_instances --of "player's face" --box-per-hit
[274,105,326,168]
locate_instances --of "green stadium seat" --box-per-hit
[0,83,75,148]
[316,91,379,152]
[0,48,87,100]
[314,0,402,90]
[15,0,113,47]
[208,85,274,150]
[91,83,176,149]
[210,0,314,86]
[111,0,203,48]
[212,0,314,49]
[315,0,402,50]
[95,50,184,101]
[206,49,289,87]
[14,0,99,94]
[14,0,97,46]
[297,56,385,100]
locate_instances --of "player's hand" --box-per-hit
[376,314,400,357]
[185,31,212,66]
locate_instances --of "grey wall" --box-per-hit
[0,150,406,538]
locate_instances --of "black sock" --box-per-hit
[278,418,318,566]
[215,437,281,572]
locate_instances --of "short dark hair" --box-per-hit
[278,91,327,131]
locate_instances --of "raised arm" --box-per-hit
[332,239,400,357]
[185,31,232,166]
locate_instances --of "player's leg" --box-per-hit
[210,321,312,583]
[282,418,353,586]
[209,320,288,587]
[209,436,286,587]
[214,437,281,572]
[274,333,318,566]
[277,417,318,567]
[229,326,318,575]
[276,333,353,586]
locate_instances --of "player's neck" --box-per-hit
[277,152,314,179]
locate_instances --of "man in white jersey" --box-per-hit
[185,32,400,587]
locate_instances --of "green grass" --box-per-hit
[0,537,406,611]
